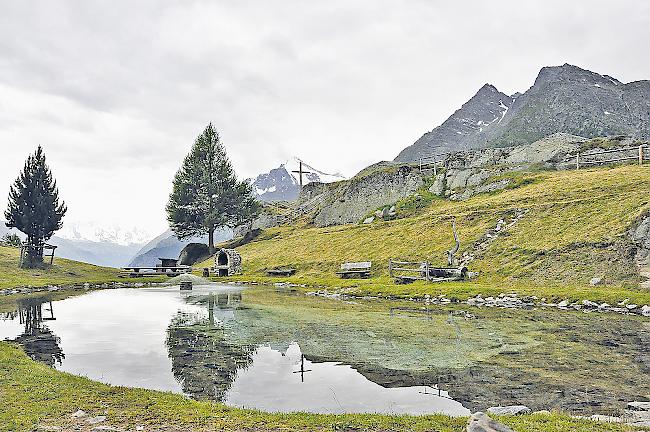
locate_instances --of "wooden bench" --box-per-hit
[119,266,192,278]
[266,268,297,277]
[336,261,372,279]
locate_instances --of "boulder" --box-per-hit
[362,216,375,224]
[589,277,602,286]
[466,412,514,432]
[628,401,650,411]
[487,405,531,415]
[178,243,210,266]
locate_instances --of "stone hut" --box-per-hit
[214,248,242,276]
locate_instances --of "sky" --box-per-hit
[1,1,649,239]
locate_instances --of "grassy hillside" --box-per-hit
[199,164,650,303]
[0,245,163,289]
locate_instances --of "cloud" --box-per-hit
[0,0,649,234]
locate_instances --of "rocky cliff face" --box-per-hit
[396,64,650,162]
[395,84,514,162]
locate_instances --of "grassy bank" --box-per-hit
[0,245,168,289]
[198,164,650,305]
[0,342,642,432]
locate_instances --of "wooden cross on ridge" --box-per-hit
[291,161,313,187]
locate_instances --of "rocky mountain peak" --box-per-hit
[395,64,650,162]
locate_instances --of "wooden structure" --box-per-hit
[291,161,313,187]
[415,156,444,175]
[120,258,192,278]
[336,261,372,278]
[389,259,467,283]
[213,248,242,276]
[19,243,57,267]
[266,267,297,276]
[575,144,649,169]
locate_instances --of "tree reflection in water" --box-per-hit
[12,297,65,367]
[165,292,254,401]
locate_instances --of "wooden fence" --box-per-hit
[576,144,649,169]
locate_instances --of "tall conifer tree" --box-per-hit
[5,146,67,267]
[166,123,259,253]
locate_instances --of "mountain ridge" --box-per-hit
[395,63,650,162]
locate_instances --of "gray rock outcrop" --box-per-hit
[487,405,531,415]
[291,164,424,227]
[178,243,210,266]
[466,412,514,432]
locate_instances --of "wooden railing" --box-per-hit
[576,144,649,169]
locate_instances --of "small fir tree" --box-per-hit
[166,123,259,253]
[5,146,67,267]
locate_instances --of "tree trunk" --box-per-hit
[23,237,44,268]
[208,226,215,254]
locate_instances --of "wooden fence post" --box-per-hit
[424,261,430,282]
[576,152,580,170]
[388,258,393,278]
[640,145,644,165]
[433,160,438,176]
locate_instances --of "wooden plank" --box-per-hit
[340,261,372,270]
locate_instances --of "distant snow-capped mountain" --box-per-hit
[1,219,146,267]
[57,221,152,246]
[250,158,346,202]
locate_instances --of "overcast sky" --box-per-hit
[1,1,649,238]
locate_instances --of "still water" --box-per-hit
[0,286,468,415]
[2,284,648,416]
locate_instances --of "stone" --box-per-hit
[178,243,210,266]
[627,304,638,310]
[487,405,531,415]
[642,305,650,317]
[362,216,374,224]
[557,300,569,308]
[628,401,650,411]
[581,299,599,308]
[589,277,602,286]
[466,412,514,432]
[72,409,87,418]
[37,426,61,431]
[87,416,107,425]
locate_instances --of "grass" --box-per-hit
[0,245,167,289]
[1,342,644,432]
[197,164,650,305]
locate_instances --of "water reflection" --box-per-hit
[10,297,64,366]
[166,292,255,400]
[0,286,646,415]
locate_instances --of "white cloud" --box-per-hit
[0,0,649,234]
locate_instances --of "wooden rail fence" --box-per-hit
[576,144,649,169]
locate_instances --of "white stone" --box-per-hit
[72,410,87,418]
[641,305,650,317]
[487,405,531,415]
[589,277,602,286]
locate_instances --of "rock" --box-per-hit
[590,277,602,286]
[37,426,61,431]
[533,410,551,415]
[557,300,569,308]
[178,243,210,266]
[87,416,107,425]
[628,401,650,411]
[642,305,650,317]
[626,304,638,310]
[487,405,531,415]
[581,299,599,308]
[362,216,374,224]
[72,409,87,418]
[466,412,514,432]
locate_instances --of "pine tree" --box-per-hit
[4,146,67,267]
[166,123,259,253]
